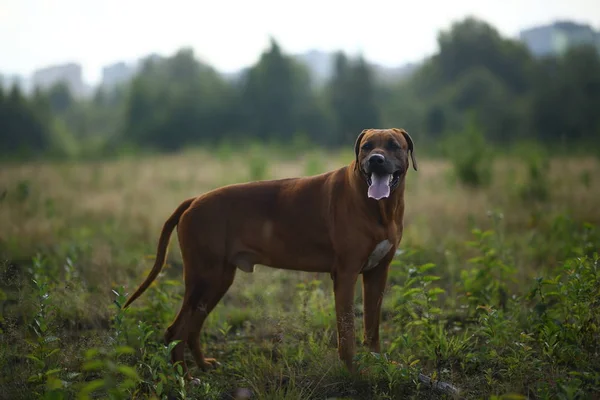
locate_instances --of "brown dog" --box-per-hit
[123,128,417,380]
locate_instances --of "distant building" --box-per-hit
[100,54,166,90]
[293,49,418,87]
[519,21,600,57]
[101,61,135,89]
[31,62,85,96]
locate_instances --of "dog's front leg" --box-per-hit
[333,269,359,372]
[361,251,394,353]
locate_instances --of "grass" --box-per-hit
[0,145,599,399]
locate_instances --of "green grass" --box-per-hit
[0,146,599,399]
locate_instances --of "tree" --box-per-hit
[123,48,236,151]
[47,82,74,114]
[239,38,324,144]
[327,53,381,145]
[531,45,600,144]
[436,17,533,94]
[0,84,53,157]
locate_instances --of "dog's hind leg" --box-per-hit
[164,255,223,380]
[164,283,200,379]
[186,263,236,371]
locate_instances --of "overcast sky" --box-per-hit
[1,0,599,85]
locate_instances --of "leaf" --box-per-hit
[84,348,99,359]
[26,355,45,368]
[47,348,61,358]
[45,375,64,391]
[82,360,104,371]
[66,372,82,380]
[118,378,138,390]
[117,365,140,380]
[45,368,62,376]
[167,340,182,352]
[544,291,561,298]
[427,288,446,296]
[77,379,105,399]
[44,388,66,400]
[417,263,436,273]
[405,275,418,286]
[45,335,60,343]
[114,346,135,355]
[144,330,155,341]
[402,288,422,297]
[467,256,485,264]
[422,275,441,282]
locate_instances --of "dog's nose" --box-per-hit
[368,154,385,165]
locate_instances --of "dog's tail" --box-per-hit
[123,197,195,309]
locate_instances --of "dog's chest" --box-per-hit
[362,239,393,273]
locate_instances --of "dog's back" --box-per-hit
[177,167,347,273]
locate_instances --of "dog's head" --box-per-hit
[353,128,417,200]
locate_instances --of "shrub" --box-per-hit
[514,141,550,203]
[247,144,270,181]
[442,116,494,187]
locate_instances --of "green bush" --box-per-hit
[513,141,550,203]
[247,144,270,181]
[442,116,494,187]
[303,151,325,177]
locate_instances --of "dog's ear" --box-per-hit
[354,129,369,170]
[393,128,418,171]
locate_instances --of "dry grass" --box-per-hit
[1,151,599,293]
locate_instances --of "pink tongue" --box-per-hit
[368,173,391,200]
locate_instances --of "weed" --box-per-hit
[25,255,64,397]
[442,117,494,187]
[516,141,550,203]
[303,151,326,177]
[247,146,270,181]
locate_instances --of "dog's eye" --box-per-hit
[361,142,373,151]
[387,141,401,150]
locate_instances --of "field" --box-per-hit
[1,145,599,399]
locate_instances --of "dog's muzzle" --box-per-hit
[363,154,401,200]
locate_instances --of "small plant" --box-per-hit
[25,255,64,397]
[16,179,32,202]
[355,352,418,398]
[390,261,447,358]
[303,151,325,177]
[247,145,270,181]
[442,116,494,188]
[216,139,234,162]
[515,141,550,203]
[76,346,141,400]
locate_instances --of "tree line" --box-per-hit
[2,17,600,160]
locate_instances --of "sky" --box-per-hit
[1,0,599,86]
